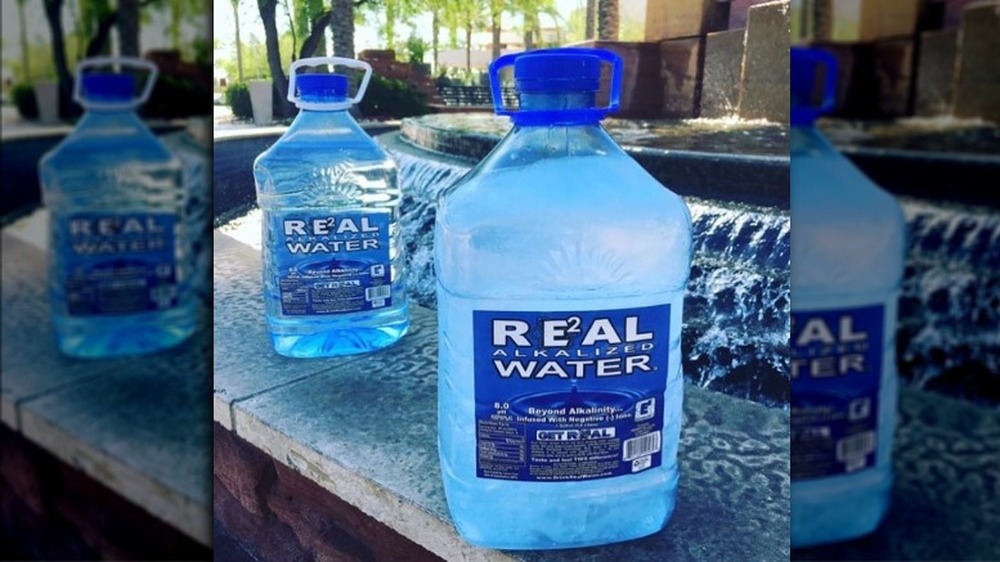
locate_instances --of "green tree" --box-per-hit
[42,0,74,116]
[439,0,463,50]
[163,0,205,50]
[293,0,331,58]
[449,0,484,71]
[509,0,555,51]
[16,0,30,81]
[424,0,448,71]
[360,0,422,53]
[232,0,245,80]
[488,0,503,61]
[77,0,112,56]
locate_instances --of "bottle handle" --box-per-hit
[287,57,373,110]
[792,47,837,116]
[488,47,622,117]
[73,56,159,110]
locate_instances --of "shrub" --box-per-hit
[405,36,428,66]
[224,82,253,120]
[11,83,38,120]
[357,75,428,119]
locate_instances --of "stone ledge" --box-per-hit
[1,232,212,546]
[214,423,443,562]
[1,425,211,560]
[213,230,791,561]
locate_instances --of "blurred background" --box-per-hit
[790,0,1000,560]
[792,0,999,409]
[1,0,213,560]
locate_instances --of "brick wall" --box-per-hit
[214,424,443,562]
[0,425,210,561]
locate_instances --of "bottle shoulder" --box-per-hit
[43,126,177,170]
[440,151,688,225]
[254,132,391,169]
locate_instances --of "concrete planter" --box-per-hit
[248,80,273,125]
[34,80,59,125]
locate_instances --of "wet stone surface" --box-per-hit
[819,118,1000,156]
[401,113,790,158]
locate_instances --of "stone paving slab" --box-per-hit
[19,329,212,545]
[1,234,133,429]
[1,228,212,545]
[212,230,437,429]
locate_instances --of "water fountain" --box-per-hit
[386,118,793,407]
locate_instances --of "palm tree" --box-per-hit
[512,0,554,52]
[584,0,596,40]
[118,0,140,57]
[330,0,355,57]
[42,0,74,116]
[427,0,448,72]
[452,0,483,71]
[169,0,181,49]
[489,0,503,61]
[597,0,617,41]
[231,0,244,81]
[16,0,30,81]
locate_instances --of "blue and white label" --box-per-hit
[59,213,177,316]
[272,212,391,316]
[473,305,669,482]
[791,305,883,480]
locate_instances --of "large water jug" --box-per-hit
[790,47,906,547]
[40,57,197,357]
[435,48,693,549]
[253,57,408,357]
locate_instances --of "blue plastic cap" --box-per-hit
[297,73,349,101]
[489,48,622,125]
[81,73,135,102]
[790,47,837,126]
[513,51,602,92]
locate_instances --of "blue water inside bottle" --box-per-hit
[254,59,408,358]
[790,47,906,547]
[40,64,197,357]
[435,48,692,549]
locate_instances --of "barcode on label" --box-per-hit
[365,285,390,301]
[836,431,876,460]
[623,431,661,462]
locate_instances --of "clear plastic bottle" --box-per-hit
[254,57,408,358]
[435,48,692,549]
[789,47,906,547]
[40,57,196,358]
